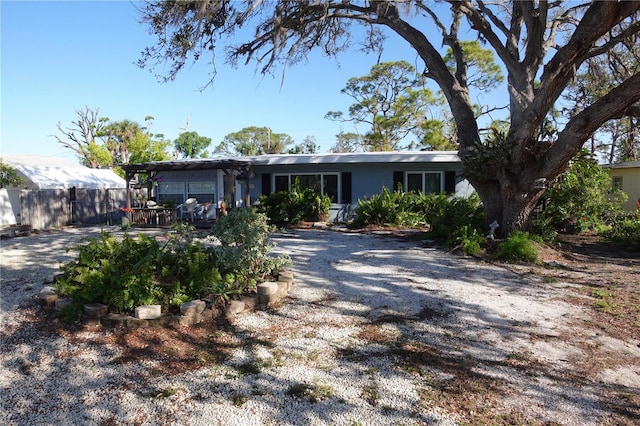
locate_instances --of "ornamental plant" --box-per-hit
[209,208,291,288]
[538,149,627,234]
[493,231,541,264]
[55,213,289,322]
[257,178,331,225]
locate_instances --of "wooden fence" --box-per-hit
[18,188,127,230]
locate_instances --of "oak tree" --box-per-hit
[138,1,640,234]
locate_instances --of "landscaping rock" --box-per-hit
[240,294,259,312]
[276,280,289,296]
[103,313,148,329]
[134,305,161,320]
[226,300,245,316]
[39,286,58,306]
[278,270,294,283]
[83,303,108,319]
[257,281,278,295]
[54,298,71,311]
[180,300,207,317]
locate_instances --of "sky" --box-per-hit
[1,1,493,162]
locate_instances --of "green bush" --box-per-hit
[56,211,290,321]
[494,231,540,263]
[55,230,226,320]
[539,149,627,234]
[605,212,640,249]
[210,208,291,289]
[352,188,485,251]
[257,179,331,225]
[352,187,423,227]
[426,193,485,243]
[56,233,165,315]
[448,225,485,256]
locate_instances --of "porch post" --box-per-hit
[147,171,155,201]
[125,171,133,209]
[244,166,252,207]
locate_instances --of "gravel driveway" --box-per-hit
[1,225,638,425]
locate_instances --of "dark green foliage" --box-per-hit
[352,188,485,255]
[425,193,485,245]
[257,179,331,225]
[448,225,485,257]
[0,161,24,188]
[55,214,289,321]
[352,187,424,227]
[55,231,223,316]
[538,149,627,234]
[352,188,484,240]
[605,211,640,250]
[494,231,540,263]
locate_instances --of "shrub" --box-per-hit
[55,212,290,321]
[209,208,291,289]
[352,187,422,227]
[426,193,485,243]
[494,231,540,263]
[539,149,627,234]
[257,179,331,225]
[55,230,228,319]
[56,232,166,315]
[448,225,485,256]
[605,212,640,250]
[352,188,485,250]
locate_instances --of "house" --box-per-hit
[122,151,472,221]
[1,154,126,228]
[607,160,640,211]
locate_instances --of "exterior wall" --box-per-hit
[250,162,467,202]
[609,166,640,211]
[248,161,469,221]
[133,154,471,223]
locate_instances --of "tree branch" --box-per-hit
[545,72,640,175]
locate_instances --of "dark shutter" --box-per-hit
[444,171,456,194]
[393,171,404,191]
[341,172,352,204]
[261,173,271,196]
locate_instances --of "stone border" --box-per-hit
[40,271,294,328]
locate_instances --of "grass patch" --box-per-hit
[591,288,619,313]
[229,393,249,406]
[286,382,335,402]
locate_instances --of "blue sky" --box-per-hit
[1,1,491,162]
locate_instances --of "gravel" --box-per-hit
[1,225,638,425]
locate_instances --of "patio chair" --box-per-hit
[179,198,200,221]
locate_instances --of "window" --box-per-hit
[274,175,289,193]
[273,173,339,202]
[157,182,184,205]
[406,172,443,194]
[612,176,623,190]
[187,182,215,204]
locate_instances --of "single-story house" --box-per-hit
[1,154,126,227]
[607,160,640,211]
[122,151,473,221]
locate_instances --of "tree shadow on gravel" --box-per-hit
[1,226,639,425]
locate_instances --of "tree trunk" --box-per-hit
[472,176,544,238]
